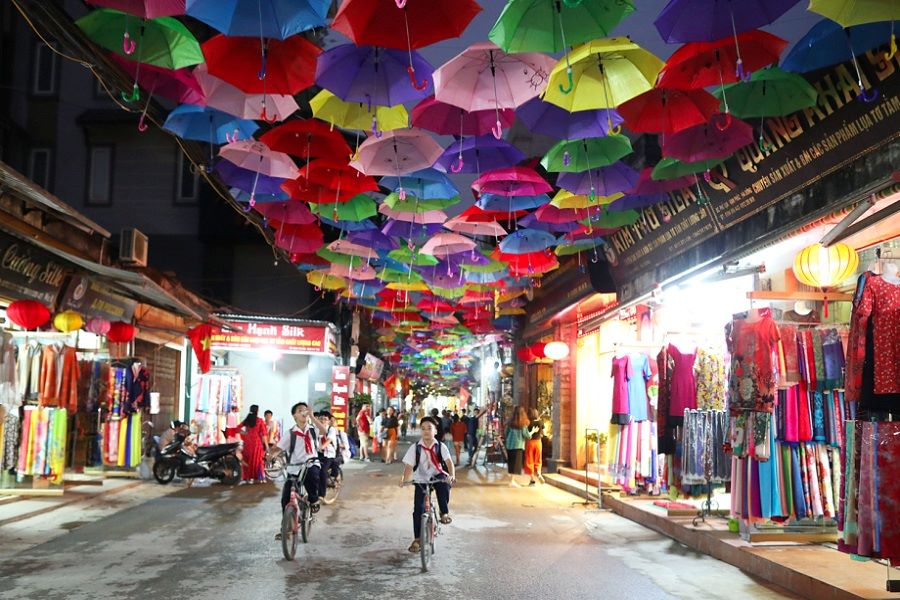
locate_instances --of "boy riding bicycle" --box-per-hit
[399,416,456,553]
[274,402,328,540]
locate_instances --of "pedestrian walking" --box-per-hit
[505,406,530,487]
[264,409,280,446]
[524,409,545,486]
[383,406,400,464]
[399,410,408,440]
[449,414,467,466]
[239,404,268,483]
[373,408,385,458]
[355,404,372,462]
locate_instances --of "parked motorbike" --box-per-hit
[152,434,242,486]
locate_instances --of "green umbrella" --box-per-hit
[310,194,376,222]
[540,135,633,173]
[378,268,423,284]
[431,286,467,299]
[383,193,459,212]
[651,157,725,181]
[555,241,600,256]
[316,247,365,266]
[388,247,439,266]
[462,257,508,273]
[713,67,818,119]
[489,0,634,54]
[578,209,640,228]
[76,9,203,70]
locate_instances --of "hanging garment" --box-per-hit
[693,348,726,411]
[727,315,781,413]
[38,345,60,406]
[847,274,900,412]
[2,411,19,471]
[667,344,697,424]
[610,355,632,425]
[656,346,675,454]
[779,325,801,385]
[627,353,652,422]
[58,346,79,413]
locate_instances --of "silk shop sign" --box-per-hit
[331,366,350,431]
[0,231,67,304]
[608,50,900,285]
[59,275,137,322]
[209,320,334,355]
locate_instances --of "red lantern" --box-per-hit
[516,346,534,362]
[6,300,51,330]
[530,342,546,359]
[107,321,136,343]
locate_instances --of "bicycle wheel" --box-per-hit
[300,502,312,543]
[264,454,285,481]
[430,507,437,555]
[281,505,298,561]
[321,470,343,505]
[419,513,432,572]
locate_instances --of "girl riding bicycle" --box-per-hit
[399,416,456,553]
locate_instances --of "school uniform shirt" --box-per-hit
[321,427,338,459]
[276,424,319,475]
[402,440,452,483]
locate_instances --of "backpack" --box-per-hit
[414,442,445,472]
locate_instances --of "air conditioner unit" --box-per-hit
[119,228,148,267]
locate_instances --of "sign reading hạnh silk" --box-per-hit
[608,51,900,284]
[331,366,351,432]
[209,321,333,355]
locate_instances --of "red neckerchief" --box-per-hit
[296,428,313,453]
[420,442,447,476]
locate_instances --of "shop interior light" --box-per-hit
[258,346,282,363]
[544,341,570,361]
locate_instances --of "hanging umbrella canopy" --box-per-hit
[259,118,352,161]
[516,97,623,140]
[421,233,477,258]
[808,0,900,27]
[782,19,895,73]
[110,54,203,104]
[328,238,380,260]
[489,0,634,54]
[411,96,515,136]
[458,205,529,222]
[219,140,299,178]
[476,193,550,212]
[254,201,316,225]
[472,166,552,197]
[557,163,639,197]
[713,67,819,118]
[378,204,448,224]
[551,189,622,209]
[319,216,376,232]
[202,34,321,94]
[541,135,633,173]
[275,223,324,253]
[654,0,803,43]
[282,178,364,204]
[661,116,753,163]
[380,168,458,200]
[316,44,434,106]
[618,88,721,135]
[445,216,508,237]
[381,220,443,242]
[632,166,697,191]
[383,192,458,212]
[433,42,556,113]
[163,104,258,143]
[348,228,398,250]
[309,194,377,221]
[307,270,348,291]
[434,135,525,174]
[651,157,724,180]
[86,0,184,18]
[301,159,380,195]
[657,30,788,89]
[215,160,285,194]
[353,129,443,177]
[388,247,439,267]
[329,262,378,281]
[231,186,290,204]
[607,193,668,211]
[185,0,330,39]
[534,203,590,224]
[518,213,580,232]
[499,228,557,254]
[193,63,298,122]
[555,240,602,256]
[579,209,641,228]
[378,268,424,284]
[310,90,409,133]
[77,9,204,69]
[544,38,664,112]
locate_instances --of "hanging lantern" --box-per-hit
[793,242,859,317]
[516,346,534,362]
[53,310,84,333]
[544,341,570,361]
[530,342,546,359]
[107,321,136,343]
[86,317,111,335]
[6,300,51,330]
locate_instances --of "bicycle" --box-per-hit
[264,449,286,482]
[403,477,450,572]
[280,458,318,561]
[321,462,343,505]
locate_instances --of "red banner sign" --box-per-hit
[331,366,350,431]
[209,320,334,355]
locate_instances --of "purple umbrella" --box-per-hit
[654,0,802,44]
[440,252,490,268]
[557,163,639,197]
[518,213,580,233]
[516,97,623,140]
[382,220,444,242]
[315,44,434,107]
[662,115,754,163]
[215,160,286,195]
[348,229,399,250]
[607,194,668,212]
[435,135,526,174]
[417,264,465,286]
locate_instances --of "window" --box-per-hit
[32,43,57,95]
[175,151,199,204]
[86,146,113,206]
[28,148,51,190]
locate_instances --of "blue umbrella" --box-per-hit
[380,169,458,200]
[782,19,894,73]
[319,217,377,232]
[498,228,557,254]
[516,97,623,140]
[163,104,258,143]
[381,219,443,242]
[654,0,803,43]
[216,160,285,194]
[346,281,384,299]
[229,187,289,203]
[518,213,580,233]
[434,135,525,174]
[464,270,508,284]
[477,193,550,212]
[185,0,330,39]
[316,44,434,106]
[557,163,640,197]
[348,229,399,250]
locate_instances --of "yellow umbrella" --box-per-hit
[387,281,430,292]
[543,38,664,112]
[499,307,527,316]
[307,270,347,291]
[310,90,408,133]
[498,289,526,303]
[551,189,623,209]
[809,0,900,27]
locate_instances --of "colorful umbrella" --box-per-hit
[661,116,753,163]
[379,205,448,224]
[489,0,634,54]
[254,201,316,225]
[607,194,667,211]
[310,90,409,134]
[383,220,443,243]
[421,233,477,258]
[185,0,329,38]
[551,189,622,209]
[219,140,299,204]
[518,213,580,233]
[445,216,507,237]
[579,208,640,228]
[319,217,377,232]
[618,88,721,135]
[162,104,258,143]
[459,205,529,222]
[282,178,364,204]
[654,0,802,43]
[258,119,352,162]
[86,0,184,18]
[434,135,525,174]
[383,192,458,212]
[714,67,820,118]
[330,262,378,281]
[472,167,552,197]
[546,38,662,111]
[348,229,399,250]
[316,44,433,106]
[499,229,557,254]
[388,247,439,267]
[534,203,589,224]
[411,96,515,136]
[651,157,724,180]
[110,54,203,105]
[307,270,348,291]
[202,34,321,94]
[275,223,323,254]
[353,129,443,179]
[433,42,556,137]
[540,135,633,173]
[380,168,458,200]
[516,98,623,139]
[328,239,380,260]
[230,187,289,204]
[557,163,639,197]
[301,159,380,196]
[193,63,298,122]
[808,0,900,27]
[632,166,696,192]
[309,194,377,221]
[476,193,550,212]
[782,20,895,74]
[215,160,285,195]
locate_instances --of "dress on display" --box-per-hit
[627,353,651,422]
[610,355,632,425]
[667,344,697,426]
[726,313,781,414]
[693,348,726,411]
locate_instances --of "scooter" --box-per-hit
[152,434,242,486]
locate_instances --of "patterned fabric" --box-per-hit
[727,314,781,413]
[851,274,900,396]
[778,325,801,384]
[2,412,19,471]
[693,348,726,411]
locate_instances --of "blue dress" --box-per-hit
[627,353,651,422]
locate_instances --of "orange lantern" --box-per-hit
[793,242,859,316]
[6,300,51,330]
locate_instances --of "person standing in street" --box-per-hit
[383,406,400,464]
[524,409,545,486]
[505,406,530,487]
[240,404,268,483]
[264,410,280,447]
[399,410,408,440]
[355,404,372,462]
[449,414,467,466]
[373,408,385,459]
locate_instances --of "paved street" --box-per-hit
[0,443,799,600]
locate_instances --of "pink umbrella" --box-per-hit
[353,129,443,180]
[194,64,299,123]
[445,216,507,237]
[254,201,316,225]
[472,166,552,197]
[86,0,184,18]
[534,203,588,224]
[110,54,203,131]
[327,239,380,260]
[433,42,555,138]
[411,95,515,136]
[219,140,299,206]
[329,262,377,281]
[378,204,448,224]
[661,115,754,163]
[421,233,477,258]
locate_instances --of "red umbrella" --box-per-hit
[458,205,529,222]
[110,54,203,104]
[282,179,361,203]
[259,119,352,161]
[254,201,316,225]
[332,0,481,50]
[533,203,589,224]
[274,223,323,254]
[202,34,321,95]
[657,30,788,90]
[302,159,380,195]
[630,167,696,195]
[472,166,552,197]
[411,96,515,136]
[618,88,720,135]
[662,115,754,163]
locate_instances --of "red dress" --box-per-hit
[241,419,268,481]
